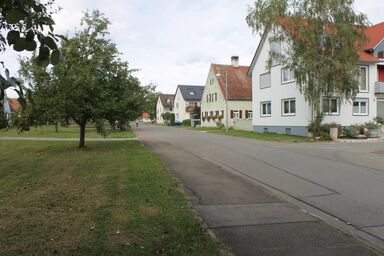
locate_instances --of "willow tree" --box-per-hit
[246,0,369,115]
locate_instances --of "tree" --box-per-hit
[50,10,118,147]
[1,0,63,130]
[143,87,160,120]
[246,0,369,115]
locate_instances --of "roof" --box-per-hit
[212,64,252,101]
[248,20,384,74]
[8,98,21,112]
[142,112,150,118]
[158,94,174,108]
[177,85,205,101]
[360,22,384,62]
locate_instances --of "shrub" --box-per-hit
[202,116,206,122]
[374,117,384,125]
[365,121,381,129]
[183,119,191,126]
[217,115,223,122]
[319,131,332,141]
[207,116,212,122]
[0,112,9,130]
[216,123,224,129]
[307,112,324,137]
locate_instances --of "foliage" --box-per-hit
[161,112,173,121]
[192,106,201,119]
[374,117,384,125]
[182,119,191,126]
[319,131,332,141]
[246,0,369,112]
[365,121,381,130]
[143,87,160,119]
[0,0,64,66]
[95,119,106,137]
[0,111,8,129]
[307,112,324,137]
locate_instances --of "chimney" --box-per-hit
[231,56,239,68]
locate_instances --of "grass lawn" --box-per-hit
[0,141,226,255]
[191,127,308,142]
[0,125,134,138]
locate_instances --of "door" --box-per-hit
[377,99,384,118]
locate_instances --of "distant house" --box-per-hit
[156,94,174,124]
[249,21,384,136]
[173,85,204,122]
[201,56,253,130]
[3,95,21,120]
[141,112,152,123]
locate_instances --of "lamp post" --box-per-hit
[216,71,228,134]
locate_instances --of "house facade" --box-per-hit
[249,22,384,136]
[3,94,21,120]
[156,94,174,124]
[201,56,253,130]
[173,85,204,122]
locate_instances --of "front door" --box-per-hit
[377,99,384,118]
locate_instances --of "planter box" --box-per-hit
[330,127,338,141]
[367,128,381,138]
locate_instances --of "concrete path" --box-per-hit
[135,125,381,256]
[0,137,138,142]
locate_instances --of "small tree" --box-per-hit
[246,0,369,115]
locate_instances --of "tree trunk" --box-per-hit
[79,122,86,148]
[55,122,58,133]
[109,120,115,130]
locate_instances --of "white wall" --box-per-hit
[251,30,379,135]
[201,66,252,129]
[156,97,172,124]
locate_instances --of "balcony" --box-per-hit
[375,81,384,94]
[186,106,200,113]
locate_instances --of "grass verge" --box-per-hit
[191,127,308,142]
[0,125,134,138]
[0,141,226,255]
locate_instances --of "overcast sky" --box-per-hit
[2,0,384,96]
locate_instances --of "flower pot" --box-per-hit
[329,127,338,141]
[367,128,381,138]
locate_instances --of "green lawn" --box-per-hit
[0,125,134,138]
[0,141,226,255]
[192,127,308,142]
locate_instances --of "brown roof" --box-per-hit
[142,112,150,118]
[159,94,174,108]
[8,98,21,112]
[212,64,252,101]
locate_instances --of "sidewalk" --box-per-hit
[136,129,380,256]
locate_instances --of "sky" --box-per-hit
[2,0,384,97]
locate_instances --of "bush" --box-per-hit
[216,123,224,129]
[307,112,324,137]
[182,119,191,126]
[374,117,384,125]
[365,121,381,129]
[319,131,332,141]
[0,112,8,130]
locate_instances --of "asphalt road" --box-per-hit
[136,124,384,250]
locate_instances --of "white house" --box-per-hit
[156,94,174,124]
[173,85,204,122]
[3,93,20,120]
[201,56,253,130]
[249,22,384,136]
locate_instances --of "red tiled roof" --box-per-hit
[212,64,252,101]
[278,17,384,63]
[142,112,150,118]
[360,22,384,62]
[8,98,21,112]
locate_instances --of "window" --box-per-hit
[270,40,281,66]
[322,98,339,115]
[232,110,240,119]
[247,110,253,119]
[206,95,209,103]
[209,94,212,102]
[282,98,296,116]
[209,78,214,85]
[189,91,195,95]
[261,101,271,117]
[260,73,271,89]
[215,93,217,102]
[353,98,369,115]
[378,51,384,59]
[359,66,368,92]
[282,67,294,84]
[176,103,179,109]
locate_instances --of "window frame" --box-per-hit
[260,72,271,89]
[232,110,240,119]
[260,101,272,117]
[322,97,340,116]
[281,67,295,84]
[352,98,369,116]
[281,98,296,116]
[247,110,253,119]
[358,65,369,93]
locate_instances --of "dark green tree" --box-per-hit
[246,0,369,115]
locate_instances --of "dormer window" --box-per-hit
[189,91,195,96]
[378,51,384,59]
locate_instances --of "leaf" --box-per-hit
[25,40,37,51]
[37,46,50,67]
[44,36,57,50]
[5,9,25,24]
[39,17,55,26]
[50,49,61,65]
[7,30,20,45]
[26,30,34,41]
[13,38,27,52]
